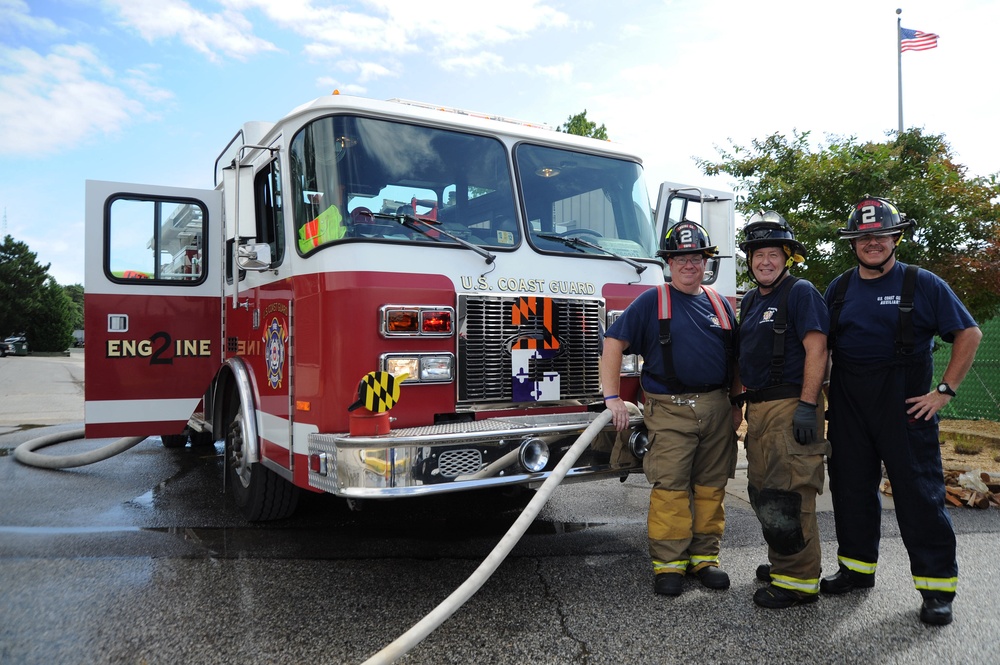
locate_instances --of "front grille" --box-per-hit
[458,295,602,403]
[437,448,483,478]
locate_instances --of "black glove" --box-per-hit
[793,400,817,445]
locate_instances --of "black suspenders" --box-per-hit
[828,264,919,355]
[739,276,799,386]
[656,284,734,392]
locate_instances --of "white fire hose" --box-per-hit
[11,407,643,665]
[14,428,146,469]
[361,402,641,665]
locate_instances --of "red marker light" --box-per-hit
[421,310,452,334]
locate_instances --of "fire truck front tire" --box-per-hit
[224,399,299,521]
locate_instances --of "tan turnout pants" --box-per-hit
[642,389,737,574]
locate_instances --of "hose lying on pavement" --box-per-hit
[13,428,146,469]
[361,403,641,665]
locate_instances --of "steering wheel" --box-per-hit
[556,228,603,238]
[348,206,405,238]
[350,206,374,225]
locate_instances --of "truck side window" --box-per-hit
[254,158,284,265]
[661,196,720,286]
[107,196,207,283]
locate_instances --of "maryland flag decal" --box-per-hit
[348,371,408,413]
[510,296,561,402]
[511,296,560,350]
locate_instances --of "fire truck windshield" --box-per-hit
[290,115,520,254]
[517,143,656,260]
[289,114,657,262]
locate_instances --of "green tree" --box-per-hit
[63,283,84,331]
[558,110,609,140]
[697,129,1000,323]
[0,235,50,337]
[28,277,75,352]
[0,235,78,351]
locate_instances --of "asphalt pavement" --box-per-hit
[1,350,998,665]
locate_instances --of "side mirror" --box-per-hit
[702,257,720,284]
[236,242,272,271]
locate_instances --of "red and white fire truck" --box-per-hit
[84,94,736,520]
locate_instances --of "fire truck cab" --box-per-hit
[84,95,735,520]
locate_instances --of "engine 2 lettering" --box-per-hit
[107,333,211,364]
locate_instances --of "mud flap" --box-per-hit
[748,484,806,555]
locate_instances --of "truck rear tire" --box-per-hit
[190,430,216,447]
[224,395,299,521]
[161,434,188,448]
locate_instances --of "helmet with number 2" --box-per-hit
[839,197,913,239]
[657,221,719,259]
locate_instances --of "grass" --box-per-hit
[952,433,985,456]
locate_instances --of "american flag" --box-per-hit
[900,27,939,52]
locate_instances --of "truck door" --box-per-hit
[654,182,737,299]
[84,181,223,439]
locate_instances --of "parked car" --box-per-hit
[3,335,28,356]
[0,340,8,357]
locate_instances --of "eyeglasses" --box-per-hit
[670,255,705,266]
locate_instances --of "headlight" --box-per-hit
[381,353,455,383]
[419,355,453,381]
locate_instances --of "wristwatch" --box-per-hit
[936,382,956,397]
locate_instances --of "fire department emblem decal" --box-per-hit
[263,317,287,389]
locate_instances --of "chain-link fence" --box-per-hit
[934,317,1000,421]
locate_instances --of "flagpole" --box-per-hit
[896,8,903,134]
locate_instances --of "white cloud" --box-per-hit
[229,0,568,81]
[339,59,398,83]
[358,61,395,82]
[104,0,278,62]
[124,64,174,104]
[529,62,573,82]
[0,44,145,156]
[234,0,408,57]
[0,0,68,37]
[316,77,367,95]
[440,51,507,76]
[362,0,570,51]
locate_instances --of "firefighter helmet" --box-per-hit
[657,221,719,259]
[839,197,913,239]
[738,211,807,260]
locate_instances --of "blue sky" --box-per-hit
[2,0,997,286]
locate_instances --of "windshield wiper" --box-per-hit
[536,233,647,275]
[372,212,496,265]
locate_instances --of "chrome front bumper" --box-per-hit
[306,411,643,498]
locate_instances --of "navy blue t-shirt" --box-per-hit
[824,262,977,364]
[738,277,829,390]
[605,285,736,394]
